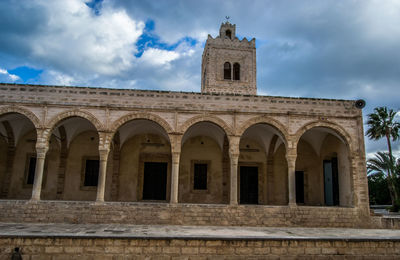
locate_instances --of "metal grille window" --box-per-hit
[194,163,207,190]
[84,159,99,186]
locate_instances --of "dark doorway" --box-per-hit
[295,171,305,204]
[240,166,258,204]
[323,158,339,206]
[331,157,340,205]
[142,162,167,200]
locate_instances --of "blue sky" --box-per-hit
[0,0,399,157]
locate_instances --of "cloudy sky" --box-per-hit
[0,0,399,157]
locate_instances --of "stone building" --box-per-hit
[0,22,371,228]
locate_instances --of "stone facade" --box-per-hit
[0,22,371,228]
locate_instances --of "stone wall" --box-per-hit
[1,237,399,259]
[0,83,370,227]
[0,84,359,117]
[0,200,373,228]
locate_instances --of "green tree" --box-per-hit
[366,107,400,206]
[367,152,398,207]
[367,172,391,205]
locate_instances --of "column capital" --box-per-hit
[35,143,49,158]
[98,131,113,151]
[170,133,183,155]
[228,135,241,144]
[99,148,110,161]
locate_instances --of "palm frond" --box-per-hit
[367,151,396,177]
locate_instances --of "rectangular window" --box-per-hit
[26,156,37,185]
[193,163,208,190]
[84,159,99,186]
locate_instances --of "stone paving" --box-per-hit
[0,222,400,241]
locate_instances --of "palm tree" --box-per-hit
[367,152,398,204]
[366,107,400,205]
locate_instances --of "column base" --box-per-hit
[93,200,106,205]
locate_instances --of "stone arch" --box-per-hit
[180,115,233,136]
[45,109,103,144]
[111,112,173,134]
[293,120,353,152]
[237,115,289,149]
[47,109,103,132]
[0,105,41,129]
[109,112,174,152]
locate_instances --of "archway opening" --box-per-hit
[296,127,353,207]
[180,121,229,204]
[47,116,99,201]
[113,119,171,202]
[239,123,287,205]
[0,112,37,200]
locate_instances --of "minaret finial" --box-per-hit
[225,16,230,22]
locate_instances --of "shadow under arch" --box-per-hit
[0,106,41,129]
[293,120,353,153]
[45,109,103,144]
[236,116,289,150]
[238,119,289,206]
[0,110,38,199]
[179,120,231,204]
[110,113,173,203]
[111,112,173,135]
[179,115,233,137]
[294,121,354,207]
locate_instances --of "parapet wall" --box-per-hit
[0,83,359,117]
[0,200,376,228]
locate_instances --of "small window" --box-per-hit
[26,156,37,185]
[84,159,99,186]
[226,30,232,39]
[233,63,240,80]
[194,163,208,190]
[224,62,231,80]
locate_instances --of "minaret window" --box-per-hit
[233,63,240,80]
[224,62,231,79]
[226,30,232,39]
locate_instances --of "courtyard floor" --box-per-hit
[0,222,400,241]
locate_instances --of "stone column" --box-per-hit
[96,148,110,202]
[169,133,182,204]
[31,145,49,201]
[229,135,240,205]
[170,151,180,204]
[286,150,297,206]
[229,153,239,205]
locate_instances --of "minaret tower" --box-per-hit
[201,22,256,95]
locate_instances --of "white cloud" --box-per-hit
[140,48,180,67]
[30,0,144,76]
[39,70,76,86]
[0,68,20,82]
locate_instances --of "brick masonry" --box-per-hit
[1,237,400,259]
[0,200,382,229]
